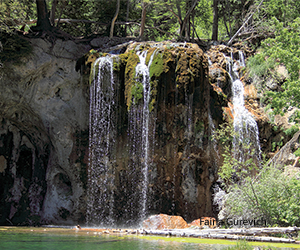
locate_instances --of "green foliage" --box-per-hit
[257,0,300,25]
[294,148,300,158]
[149,52,164,78]
[212,122,258,185]
[222,165,300,227]
[247,53,274,79]
[284,125,299,137]
[271,140,283,152]
[225,240,253,250]
[195,120,204,134]
[0,0,36,32]
[248,18,300,122]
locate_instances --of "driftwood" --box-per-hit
[142,227,300,243]
[102,41,134,53]
[227,0,265,45]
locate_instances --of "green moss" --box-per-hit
[131,80,143,104]
[149,52,164,78]
[124,51,139,109]
[113,53,128,72]
[145,47,157,65]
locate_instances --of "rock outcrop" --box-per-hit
[143,214,188,230]
[2,36,292,227]
[0,37,90,225]
[87,41,223,226]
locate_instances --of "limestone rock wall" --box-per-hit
[0,38,228,226]
[0,37,90,225]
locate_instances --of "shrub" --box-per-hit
[220,165,300,227]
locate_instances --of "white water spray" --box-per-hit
[87,56,115,226]
[228,52,261,164]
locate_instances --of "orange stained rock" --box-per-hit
[223,102,234,120]
[142,214,188,230]
[244,84,257,99]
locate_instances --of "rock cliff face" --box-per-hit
[0,37,90,225]
[1,37,224,226]
[2,37,287,227]
[87,42,221,226]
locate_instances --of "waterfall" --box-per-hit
[137,51,151,219]
[86,42,212,226]
[228,52,261,165]
[128,50,156,222]
[87,55,116,226]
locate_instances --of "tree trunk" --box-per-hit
[50,0,59,26]
[212,0,219,41]
[36,0,52,31]
[139,2,147,39]
[125,0,130,36]
[110,0,120,38]
[180,0,198,39]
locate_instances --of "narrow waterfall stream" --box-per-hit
[135,50,152,219]
[87,56,116,226]
[227,52,261,165]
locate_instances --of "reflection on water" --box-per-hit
[0,227,298,250]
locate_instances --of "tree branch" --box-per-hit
[227,0,264,45]
[110,0,120,38]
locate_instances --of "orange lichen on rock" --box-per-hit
[223,102,234,120]
[142,214,188,230]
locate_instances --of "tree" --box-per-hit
[110,0,120,38]
[166,0,199,40]
[36,0,52,31]
[50,0,59,26]
[139,0,147,38]
[212,0,218,41]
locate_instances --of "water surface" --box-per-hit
[0,227,299,250]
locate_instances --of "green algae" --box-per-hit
[137,235,300,249]
[1,227,299,249]
[131,80,143,104]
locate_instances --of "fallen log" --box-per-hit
[193,227,300,236]
[142,227,299,243]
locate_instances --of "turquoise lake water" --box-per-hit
[0,228,225,250]
[0,227,299,250]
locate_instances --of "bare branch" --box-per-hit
[227,0,264,45]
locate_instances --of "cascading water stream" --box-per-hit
[87,56,116,226]
[227,52,261,164]
[137,51,150,218]
[129,50,156,221]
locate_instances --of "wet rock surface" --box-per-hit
[0,36,294,227]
